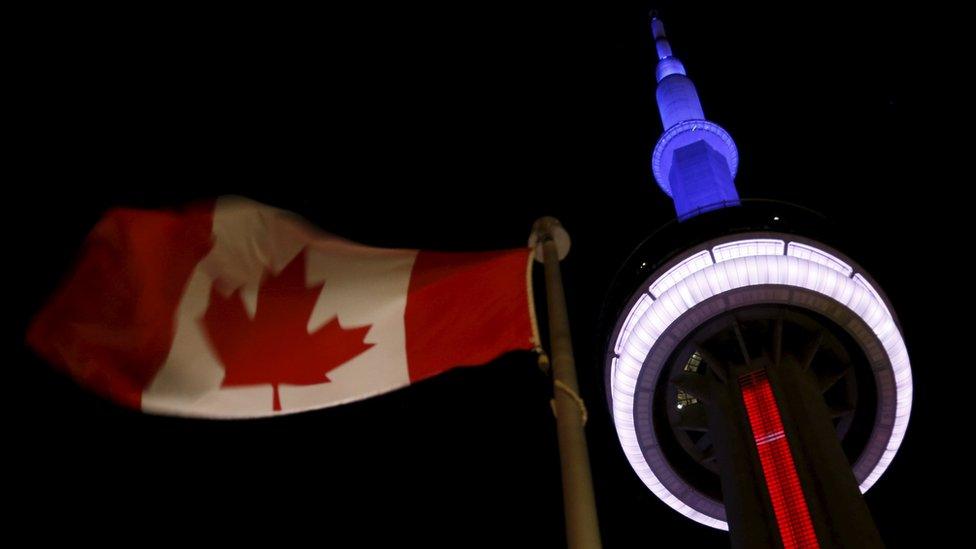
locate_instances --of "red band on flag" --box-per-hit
[27,204,215,410]
[405,249,535,383]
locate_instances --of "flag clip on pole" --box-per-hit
[529,217,603,549]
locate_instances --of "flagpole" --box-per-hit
[531,217,602,549]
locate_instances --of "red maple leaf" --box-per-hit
[200,250,374,411]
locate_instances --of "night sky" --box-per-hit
[15,2,964,547]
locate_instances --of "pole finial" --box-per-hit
[529,217,571,262]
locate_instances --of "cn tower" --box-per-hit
[603,15,912,548]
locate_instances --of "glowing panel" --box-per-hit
[649,250,713,297]
[787,242,853,277]
[853,273,885,308]
[609,237,913,529]
[614,293,654,355]
[740,370,820,549]
[713,239,784,262]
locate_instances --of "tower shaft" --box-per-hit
[704,353,884,548]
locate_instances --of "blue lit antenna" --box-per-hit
[650,15,740,219]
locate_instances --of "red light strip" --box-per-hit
[739,370,820,549]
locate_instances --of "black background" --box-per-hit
[13,1,965,546]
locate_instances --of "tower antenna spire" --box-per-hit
[649,13,671,61]
[648,14,740,218]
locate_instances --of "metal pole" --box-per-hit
[531,217,602,549]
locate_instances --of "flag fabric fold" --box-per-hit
[28,196,538,418]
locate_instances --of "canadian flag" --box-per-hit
[28,197,539,418]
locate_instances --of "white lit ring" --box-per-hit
[609,234,912,530]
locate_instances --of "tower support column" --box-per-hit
[766,357,885,548]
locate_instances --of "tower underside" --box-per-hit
[604,210,911,544]
[667,305,884,548]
